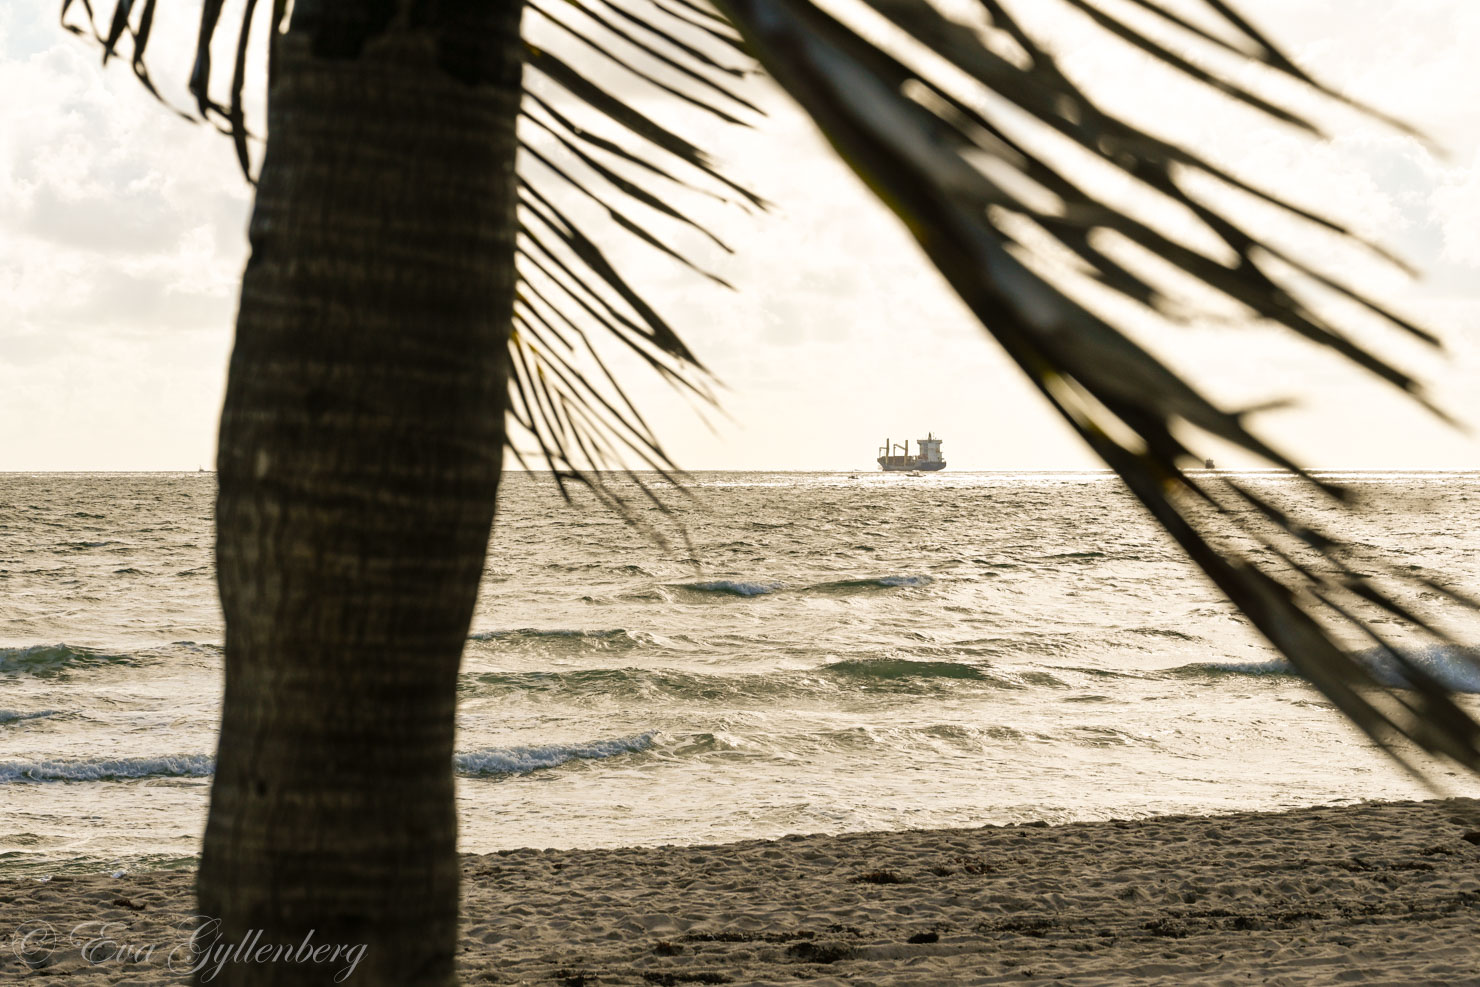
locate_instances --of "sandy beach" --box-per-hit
[5,798,1480,984]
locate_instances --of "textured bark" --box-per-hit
[200,4,522,984]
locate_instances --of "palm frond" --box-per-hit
[65,0,1480,774]
[66,0,760,536]
[501,0,763,529]
[714,0,1480,777]
[62,0,188,118]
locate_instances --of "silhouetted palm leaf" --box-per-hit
[714,0,1480,777]
[62,0,756,526]
[63,0,1480,777]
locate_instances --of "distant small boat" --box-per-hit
[1204,459,1215,469]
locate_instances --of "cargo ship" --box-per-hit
[877,433,946,471]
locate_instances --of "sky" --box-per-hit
[2,0,1478,471]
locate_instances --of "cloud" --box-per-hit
[1430,150,1480,269]
[0,3,251,467]
[1,0,1478,469]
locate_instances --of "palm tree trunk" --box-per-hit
[200,5,522,985]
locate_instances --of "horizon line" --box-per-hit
[5,467,1480,475]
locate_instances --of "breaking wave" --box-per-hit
[672,580,784,597]
[0,754,215,784]
[463,658,1013,702]
[456,733,656,776]
[668,574,932,598]
[471,627,633,641]
[1167,659,1293,680]
[0,710,58,726]
[467,627,654,652]
[0,735,662,784]
[1166,645,1480,694]
[0,644,139,677]
[821,658,996,682]
[809,575,934,593]
[0,642,220,678]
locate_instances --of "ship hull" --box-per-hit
[877,458,946,471]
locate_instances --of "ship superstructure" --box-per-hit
[877,433,946,471]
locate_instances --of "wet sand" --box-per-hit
[5,798,1480,984]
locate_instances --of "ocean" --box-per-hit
[4,470,1479,878]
